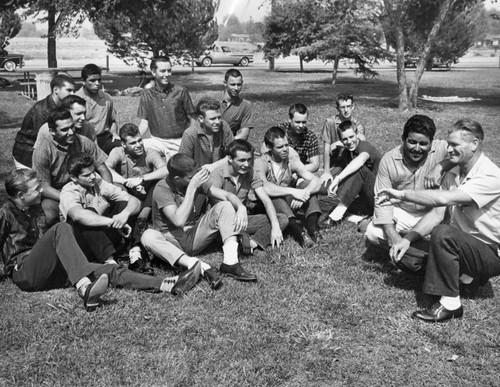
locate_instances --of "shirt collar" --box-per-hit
[155,82,173,94]
[221,90,242,105]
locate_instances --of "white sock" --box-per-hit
[76,277,91,293]
[160,275,179,292]
[329,203,347,222]
[129,246,141,264]
[178,255,210,275]
[439,296,461,311]
[222,239,239,265]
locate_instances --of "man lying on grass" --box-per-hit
[377,119,500,323]
[0,169,201,312]
[141,153,258,285]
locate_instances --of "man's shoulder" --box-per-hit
[109,146,126,159]
[0,200,16,219]
[60,181,83,195]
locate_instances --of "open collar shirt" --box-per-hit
[220,92,253,136]
[208,162,262,204]
[76,87,116,136]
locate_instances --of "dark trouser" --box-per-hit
[97,131,121,155]
[422,224,500,297]
[12,223,163,292]
[374,237,431,274]
[272,180,322,219]
[319,165,376,216]
[245,213,289,249]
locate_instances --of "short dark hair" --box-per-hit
[119,123,140,142]
[150,56,171,71]
[167,154,197,178]
[47,108,72,131]
[61,94,86,110]
[264,126,286,149]
[224,68,243,82]
[337,120,356,134]
[402,114,436,142]
[5,169,38,197]
[196,97,221,117]
[288,103,308,119]
[226,139,254,159]
[81,63,101,80]
[50,74,75,91]
[67,153,94,177]
[452,118,484,141]
[336,93,354,108]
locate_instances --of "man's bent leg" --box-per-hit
[41,198,60,227]
[141,229,186,266]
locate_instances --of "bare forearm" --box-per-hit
[234,127,250,140]
[143,166,168,182]
[41,183,60,201]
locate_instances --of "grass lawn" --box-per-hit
[1,65,500,386]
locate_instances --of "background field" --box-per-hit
[1,55,500,386]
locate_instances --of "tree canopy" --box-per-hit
[0,10,22,54]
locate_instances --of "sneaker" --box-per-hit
[79,274,109,312]
[171,261,201,296]
[204,267,223,290]
[220,262,257,282]
[297,231,315,248]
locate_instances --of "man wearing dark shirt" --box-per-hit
[12,74,76,168]
[0,169,201,312]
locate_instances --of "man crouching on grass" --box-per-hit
[0,169,201,312]
[377,119,500,323]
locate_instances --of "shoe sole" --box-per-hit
[85,274,109,312]
[208,276,224,290]
[171,262,201,296]
[221,272,258,282]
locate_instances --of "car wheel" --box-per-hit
[239,57,249,67]
[202,57,212,67]
[3,60,16,72]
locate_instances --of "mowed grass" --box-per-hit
[1,65,500,386]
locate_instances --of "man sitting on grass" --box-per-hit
[32,108,113,226]
[376,119,500,323]
[141,153,258,286]
[319,120,381,226]
[59,153,153,275]
[106,123,168,234]
[208,139,288,255]
[254,126,322,248]
[364,114,450,273]
[0,169,201,312]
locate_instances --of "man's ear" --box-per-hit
[197,114,204,123]
[69,174,78,183]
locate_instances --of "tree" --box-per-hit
[0,10,22,54]
[93,0,219,71]
[382,0,483,109]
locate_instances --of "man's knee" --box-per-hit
[277,213,289,229]
[364,221,383,245]
[141,228,162,247]
[430,224,455,248]
[213,201,235,216]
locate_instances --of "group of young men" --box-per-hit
[3,57,500,324]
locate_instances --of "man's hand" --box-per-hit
[424,167,443,189]
[320,171,333,187]
[330,141,343,153]
[290,199,303,210]
[375,189,404,206]
[328,176,340,197]
[124,177,143,189]
[189,168,210,189]
[291,188,310,203]
[270,226,283,248]
[111,212,129,229]
[119,224,132,238]
[202,164,216,174]
[389,237,410,264]
[233,207,248,232]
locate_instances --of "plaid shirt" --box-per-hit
[12,94,57,167]
[0,200,47,277]
[277,121,320,165]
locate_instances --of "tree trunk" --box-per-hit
[269,57,275,70]
[299,55,304,72]
[331,55,340,84]
[47,5,57,68]
[408,0,455,108]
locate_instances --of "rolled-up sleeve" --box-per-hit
[373,154,395,225]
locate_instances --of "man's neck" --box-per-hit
[12,198,29,212]
[460,152,482,178]
[51,93,61,107]
[270,154,285,164]
[156,81,170,92]
[223,90,238,103]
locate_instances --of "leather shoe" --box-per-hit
[220,263,257,282]
[129,258,155,276]
[171,261,201,296]
[411,303,463,323]
[204,267,223,290]
[81,274,109,312]
[310,230,323,243]
[297,231,315,248]
[318,216,340,230]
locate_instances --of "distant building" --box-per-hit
[475,34,500,49]
[228,34,251,43]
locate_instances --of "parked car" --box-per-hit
[404,56,456,70]
[0,52,24,72]
[195,45,253,67]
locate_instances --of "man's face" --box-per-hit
[289,112,308,135]
[339,128,359,152]
[224,75,243,99]
[51,118,75,146]
[123,135,145,157]
[269,136,289,161]
[229,150,253,176]
[72,165,97,189]
[446,130,477,166]
[198,109,222,133]
[337,98,354,120]
[402,131,432,166]
[83,74,102,94]
[152,61,172,87]
[21,178,43,207]
[69,103,86,130]
[53,82,75,103]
